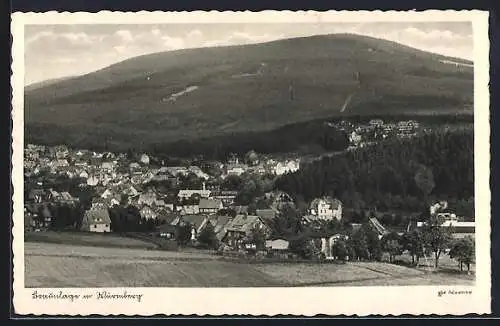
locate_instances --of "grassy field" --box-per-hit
[25,242,277,287]
[25,241,474,288]
[25,231,158,250]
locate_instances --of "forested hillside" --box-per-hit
[275,129,474,217]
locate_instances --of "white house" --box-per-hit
[309,197,342,221]
[86,175,99,186]
[274,160,300,176]
[140,154,150,165]
[188,166,210,180]
[225,164,247,177]
[177,182,211,200]
[81,203,111,233]
[349,131,362,145]
[265,239,289,250]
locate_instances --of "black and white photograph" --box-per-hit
[11,10,491,316]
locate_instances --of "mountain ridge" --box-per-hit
[24,33,473,152]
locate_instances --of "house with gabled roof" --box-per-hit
[28,189,46,203]
[266,190,295,212]
[140,153,150,165]
[156,209,178,225]
[101,161,115,171]
[100,188,114,199]
[87,175,99,186]
[177,183,211,200]
[198,198,223,214]
[222,214,269,249]
[256,208,277,221]
[171,214,209,241]
[188,165,210,180]
[178,203,200,215]
[211,190,238,206]
[203,215,233,241]
[137,188,159,206]
[139,205,157,220]
[81,204,111,233]
[224,163,247,177]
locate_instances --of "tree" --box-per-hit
[176,222,193,247]
[414,164,435,201]
[332,240,349,262]
[289,236,315,259]
[349,228,369,260]
[449,237,475,272]
[179,172,203,189]
[235,179,261,206]
[403,229,424,265]
[221,175,243,191]
[325,219,341,235]
[244,150,260,166]
[197,222,219,249]
[363,223,383,261]
[245,225,267,251]
[421,214,453,268]
[295,194,309,216]
[381,232,404,263]
[270,205,303,239]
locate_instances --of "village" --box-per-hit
[22,117,475,270]
[327,118,423,149]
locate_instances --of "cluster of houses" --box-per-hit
[23,144,302,234]
[154,191,348,255]
[327,119,422,148]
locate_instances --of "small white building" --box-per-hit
[265,239,289,250]
[349,131,362,145]
[140,154,150,165]
[86,175,99,186]
[81,203,111,233]
[225,164,247,177]
[177,182,211,200]
[274,160,300,176]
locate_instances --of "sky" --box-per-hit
[24,22,473,86]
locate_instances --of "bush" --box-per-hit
[332,240,349,262]
[197,222,219,250]
[449,236,475,272]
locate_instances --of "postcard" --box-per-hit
[11,10,491,316]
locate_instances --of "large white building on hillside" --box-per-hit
[309,197,342,221]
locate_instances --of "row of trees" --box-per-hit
[26,115,473,160]
[149,120,350,160]
[332,215,475,270]
[253,205,474,271]
[107,205,161,233]
[33,203,163,233]
[30,202,85,230]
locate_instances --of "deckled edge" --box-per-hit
[11,9,492,317]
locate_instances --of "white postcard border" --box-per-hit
[11,10,491,316]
